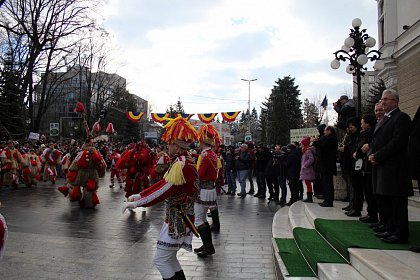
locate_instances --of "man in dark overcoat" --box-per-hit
[369,89,412,244]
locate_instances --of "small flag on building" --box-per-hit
[321,96,328,109]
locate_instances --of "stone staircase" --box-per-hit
[271,195,420,280]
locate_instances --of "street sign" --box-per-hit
[28,132,40,140]
[144,131,158,138]
[289,127,318,143]
[244,132,252,142]
[50,123,59,136]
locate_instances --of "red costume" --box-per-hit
[41,144,62,184]
[108,149,122,188]
[116,142,156,198]
[122,116,199,280]
[58,140,106,208]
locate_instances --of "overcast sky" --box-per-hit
[100,0,378,116]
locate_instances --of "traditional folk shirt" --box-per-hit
[132,151,199,251]
[196,147,218,207]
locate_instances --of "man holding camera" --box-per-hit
[334,95,356,131]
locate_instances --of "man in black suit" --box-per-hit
[369,89,412,244]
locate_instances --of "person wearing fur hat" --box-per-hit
[108,148,123,188]
[40,140,62,185]
[150,150,171,185]
[22,149,42,187]
[58,138,106,208]
[122,116,199,280]
[116,142,156,198]
[193,124,220,257]
[0,140,25,188]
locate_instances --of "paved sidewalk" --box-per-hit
[0,175,279,279]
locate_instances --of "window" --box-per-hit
[368,76,375,83]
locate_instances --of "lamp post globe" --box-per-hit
[331,18,383,117]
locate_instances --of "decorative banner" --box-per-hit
[151,113,169,123]
[126,111,145,123]
[221,111,241,122]
[176,113,194,120]
[197,113,218,123]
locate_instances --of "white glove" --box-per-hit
[122,202,137,213]
[128,194,141,202]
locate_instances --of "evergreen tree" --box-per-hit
[261,76,303,145]
[364,79,386,114]
[166,99,185,118]
[0,51,27,139]
[302,98,320,128]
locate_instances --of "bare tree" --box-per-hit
[74,28,122,124]
[0,0,97,132]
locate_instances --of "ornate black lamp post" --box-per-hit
[331,18,384,116]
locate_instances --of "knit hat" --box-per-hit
[198,124,221,147]
[300,137,311,147]
[161,116,198,149]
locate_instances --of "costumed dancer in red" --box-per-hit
[193,124,220,257]
[108,148,123,188]
[58,137,106,208]
[22,149,42,187]
[116,142,156,198]
[0,140,24,188]
[0,201,7,261]
[122,116,199,280]
[150,150,171,185]
[41,140,62,184]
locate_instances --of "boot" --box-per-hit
[302,192,313,203]
[175,270,186,280]
[196,223,215,257]
[210,209,220,232]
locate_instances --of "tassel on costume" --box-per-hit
[69,186,82,201]
[86,179,96,191]
[91,192,100,205]
[164,161,185,185]
[58,186,69,196]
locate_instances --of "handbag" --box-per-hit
[355,158,363,171]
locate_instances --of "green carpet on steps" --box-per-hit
[315,219,420,261]
[292,227,347,275]
[274,238,316,277]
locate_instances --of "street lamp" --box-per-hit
[241,78,257,137]
[331,18,384,116]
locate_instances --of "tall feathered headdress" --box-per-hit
[161,116,198,149]
[198,124,221,147]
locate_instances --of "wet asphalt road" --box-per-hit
[0,173,279,280]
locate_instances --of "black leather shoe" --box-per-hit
[342,205,352,211]
[194,246,204,253]
[346,210,362,217]
[409,245,420,253]
[319,202,333,207]
[253,193,261,197]
[237,193,246,197]
[375,231,391,238]
[359,216,378,223]
[381,235,408,244]
[373,225,387,233]
[369,222,382,228]
[247,190,254,194]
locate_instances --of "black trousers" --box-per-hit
[321,173,334,204]
[351,171,364,211]
[363,172,378,217]
[376,194,409,240]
